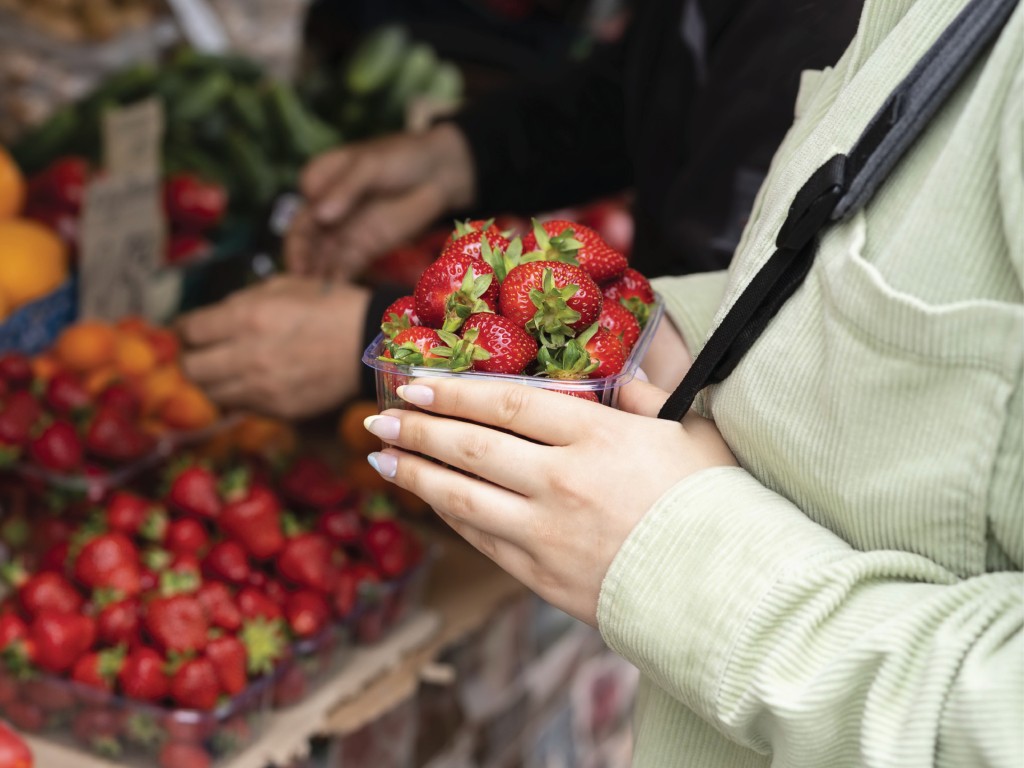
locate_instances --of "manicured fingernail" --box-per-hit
[635,367,649,382]
[396,384,433,406]
[367,452,397,478]
[363,414,400,440]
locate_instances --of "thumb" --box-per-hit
[616,370,670,418]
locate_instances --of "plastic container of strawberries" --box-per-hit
[0,666,275,767]
[348,544,436,646]
[362,294,664,412]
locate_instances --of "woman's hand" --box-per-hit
[363,376,737,627]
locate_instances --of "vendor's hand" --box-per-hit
[285,123,476,279]
[361,377,737,627]
[177,275,370,419]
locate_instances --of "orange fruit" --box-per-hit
[31,353,60,383]
[0,289,9,322]
[160,384,219,431]
[232,415,297,460]
[140,365,183,416]
[337,399,384,455]
[53,321,117,373]
[146,327,181,365]
[0,147,26,220]
[0,218,68,309]
[114,333,157,377]
[83,366,119,396]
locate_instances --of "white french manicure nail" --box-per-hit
[367,452,397,478]
[396,384,434,406]
[363,414,400,440]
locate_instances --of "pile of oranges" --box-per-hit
[0,145,69,321]
[36,316,219,434]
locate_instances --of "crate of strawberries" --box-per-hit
[363,218,662,408]
[0,453,430,767]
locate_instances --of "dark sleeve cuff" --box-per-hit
[359,284,413,400]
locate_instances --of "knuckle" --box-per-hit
[492,385,529,427]
[442,484,476,523]
[456,433,489,464]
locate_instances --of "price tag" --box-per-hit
[79,176,165,321]
[164,0,229,53]
[103,98,164,176]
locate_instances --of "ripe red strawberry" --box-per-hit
[0,391,40,447]
[145,594,209,654]
[440,228,510,264]
[164,518,210,557]
[44,371,91,415]
[413,253,499,331]
[583,326,627,379]
[284,590,331,638]
[13,570,83,617]
[169,552,202,582]
[71,646,125,691]
[0,719,33,766]
[279,456,351,509]
[500,261,603,346]
[601,267,655,326]
[363,520,414,579]
[219,485,284,560]
[118,647,169,703]
[196,581,242,632]
[236,587,281,621]
[599,299,642,352]
[30,610,96,673]
[3,701,45,733]
[522,218,627,283]
[202,541,250,585]
[316,507,363,546]
[158,741,211,768]
[332,562,380,619]
[446,217,506,243]
[84,406,156,464]
[169,657,219,710]
[536,323,625,380]
[106,491,167,541]
[165,465,222,519]
[0,613,28,649]
[28,419,83,472]
[0,353,32,389]
[96,597,140,646]
[459,313,538,374]
[238,616,287,677]
[276,533,336,592]
[204,635,247,695]
[72,532,141,597]
[380,296,420,339]
[97,381,141,419]
[380,327,450,367]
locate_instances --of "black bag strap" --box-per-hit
[658,0,1018,422]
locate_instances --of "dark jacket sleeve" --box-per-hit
[447,39,632,215]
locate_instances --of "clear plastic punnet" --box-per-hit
[362,294,664,412]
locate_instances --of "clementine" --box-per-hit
[160,384,219,431]
[0,218,68,309]
[139,365,183,416]
[337,399,384,455]
[0,147,25,219]
[114,333,157,377]
[53,321,117,372]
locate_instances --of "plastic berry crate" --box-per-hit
[362,294,664,412]
[349,545,435,646]
[0,666,274,767]
[272,623,355,709]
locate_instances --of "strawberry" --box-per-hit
[363,520,414,579]
[145,594,209,654]
[72,532,141,597]
[499,262,603,347]
[106,491,167,541]
[169,552,202,582]
[446,217,506,243]
[169,657,219,710]
[196,581,242,632]
[379,327,451,367]
[332,563,379,619]
[413,253,499,331]
[97,381,141,419]
[158,741,211,768]
[164,518,210,557]
[0,353,32,389]
[84,406,156,464]
[20,675,74,711]
[439,228,510,264]
[276,533,337,593]
[204,635,247,695]
[165,465,222,519]
[12,570,83,617]
[30,610,96,673]
[236,587,281,622]
[284,590,331,638]
[0,391,40,448]
[44,371,91,415]
[522,218,628,283]
[601,267,655,327]
[599,299,642,352]
[380,296,420,339]
[316,507,363,546]
[458,313,538,374]
[3,701,45,733]
[202,541,250,585]
[0,718,33,766]
[96,597,140,647]
[28,420,83,473]
[118,647,169,703]
[238,616,287,677]
[583,325,627,379]
[219,485,284,560]
[279,456,351,509]
[0,613,28,649]
[71,646,125,691]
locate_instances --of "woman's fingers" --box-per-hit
[396,378,606,447]
[373,448,536,548]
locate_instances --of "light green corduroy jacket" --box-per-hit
[598,0,1023,765]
